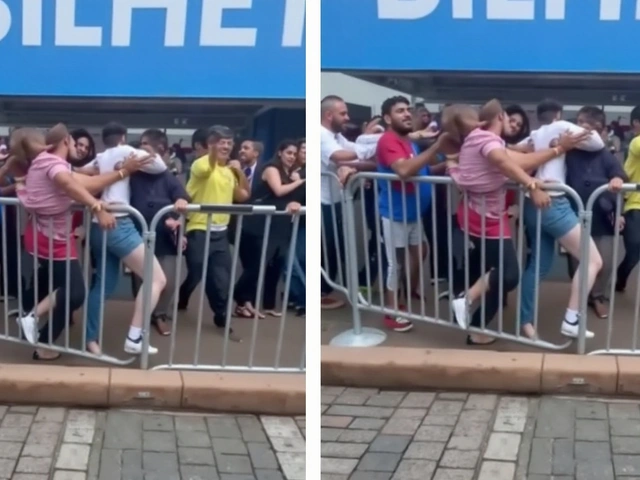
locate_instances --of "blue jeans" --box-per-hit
[288,226,306,307]
[86,217,143,343]
[519,196,578,326]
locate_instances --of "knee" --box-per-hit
[503,265,520,293]
[69,283,86,310]
[590,248,603,273]
[154,266,167,291]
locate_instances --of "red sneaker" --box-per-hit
[383,306,414,332]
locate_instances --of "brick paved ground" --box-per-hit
[0,406,305,480]
[321,387,640,479]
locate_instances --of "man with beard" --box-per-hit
[320,95,377,309]
[238,139,263,190]
[376,96,443,332]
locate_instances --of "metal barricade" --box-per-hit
[330,171,590,352]
[143,203,306,373]
[582,184,640,356]
[321,172,350,297]
[0,198,148,365]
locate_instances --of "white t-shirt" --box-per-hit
[527,120,604,196]
[89,145,167,218]
[320,126,376,205]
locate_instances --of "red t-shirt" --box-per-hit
[24,214,81,260]
[376,131,417,193]
[456,202,512,239]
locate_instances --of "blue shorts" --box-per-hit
[523,195,578,240]
[89,216,143,259]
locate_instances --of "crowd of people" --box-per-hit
[0,123,306,360]
[321,94,640,346]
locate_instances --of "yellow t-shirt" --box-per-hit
[186,155,238,232]
[624,136,640,212]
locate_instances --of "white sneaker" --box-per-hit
[17,313,38,345]
[561,320,595,339]
[124,336,158,355]
[451,297,469,329]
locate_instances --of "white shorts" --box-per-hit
[381,218,426,291]
[381,218,425,249]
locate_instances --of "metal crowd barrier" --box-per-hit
[0,199,146,366]
[582,184,640,356]
[321,172,349,297]
[0,198,306,373]
[142,203,306,373]
[327,171,600,353]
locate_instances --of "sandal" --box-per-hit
[33,350,61,361]
[233,306,253,319]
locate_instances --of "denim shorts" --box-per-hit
[523,195,578,240]
[90,216,143,259]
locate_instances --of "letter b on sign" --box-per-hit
[377,0,440,19]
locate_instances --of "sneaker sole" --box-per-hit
[390,324,414,332]
[124,346,158,355]
[560,329,594,340]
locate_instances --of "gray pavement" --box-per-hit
[0,406,305,479]
[321,387,640,479]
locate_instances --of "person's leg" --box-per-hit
[204,233,234,330]
[407,222,428,298]
[557,223,602,338]
[321,203,344,308]
[519,199,557,337]
[359,187,380,288]
[151,255,177,335]
[155,255,177,315]
[263,251,283,314]
[233,232,263,317]
[121,242,166,354]
[617,210,640,291]
[178,231,205,310]
[381,218,412,332]
[467,239,520,343]
[34,260,86,360]
[85,223,121,354]
[590,235,614,318]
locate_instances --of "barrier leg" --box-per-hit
[329,187,386,347]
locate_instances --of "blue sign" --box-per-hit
[322,0,640,74]
[0,0,305,99]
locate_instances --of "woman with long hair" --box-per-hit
[234,140,304,318]
[71,129,97,167]
[503,104,531,145]
[444,102,590,345]
[10,125,149,360]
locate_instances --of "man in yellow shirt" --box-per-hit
[617,106,640,292]
[177,125,251,336]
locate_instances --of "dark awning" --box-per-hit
[340,72,640,106]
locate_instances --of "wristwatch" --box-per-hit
[526,181,538,192]
[91,202,103,213]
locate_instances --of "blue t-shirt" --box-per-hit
[377,142,431,222]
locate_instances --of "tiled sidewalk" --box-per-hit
[321,387,640,479]
[0,405,305,479]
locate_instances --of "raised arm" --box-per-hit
[559,121,605,151]
[132,148,167,173]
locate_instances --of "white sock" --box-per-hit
[564,309,579,324]
[128,326,142,340]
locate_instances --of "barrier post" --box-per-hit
[139,227,156,370]
[577,207,593,355]
[329,176,387,347]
